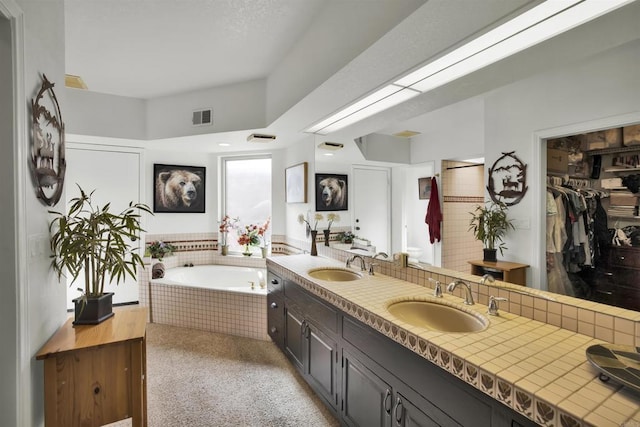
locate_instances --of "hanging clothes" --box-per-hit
[425,176,442,243]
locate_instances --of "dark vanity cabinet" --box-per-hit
[283,280,339,410]
[267,271,285,348]
[590,246,640,311]
[268,269,537,427]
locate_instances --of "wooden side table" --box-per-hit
[468,260,529,286]
[36,306,148,427]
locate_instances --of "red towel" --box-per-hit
[425,176,442,243]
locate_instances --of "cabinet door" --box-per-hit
[267,293,284,349]
[307,322,338,409]
[394,393,439,427]
[284,306,304,370]
[342,351,392,427]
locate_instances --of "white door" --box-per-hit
[64,144,144,309]
[352,166,390,254]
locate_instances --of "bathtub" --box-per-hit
[153,265,267,294]
[148,265,269,340]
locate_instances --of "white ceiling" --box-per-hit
[64,0,640,155]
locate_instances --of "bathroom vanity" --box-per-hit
[267,254,640,427]
[267,260,535,426]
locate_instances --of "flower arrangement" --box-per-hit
[257,217,271,247]
[218,214,239,246]
[147,240,176,261]
[298,213,324,231]
[325,213,340,231]
[237,224,261,255]
[337,231,355,244]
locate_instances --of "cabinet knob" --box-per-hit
[271,279,279,284]
[270,302,278,309]
[270,327,277,334]
[619,256,625,260]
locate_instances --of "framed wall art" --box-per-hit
[154,164,205,213]
[418,177,432,200]
[315,173,348,211]
[285,162,307,203]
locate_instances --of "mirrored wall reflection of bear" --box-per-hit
[317,175,347,211]
[155,169,203,211]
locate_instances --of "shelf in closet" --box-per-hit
[586,145,640,156]
[603,166,640,173]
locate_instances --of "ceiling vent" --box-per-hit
[192,109,213,126]
[247,133,276,143]
[318,141,344,151]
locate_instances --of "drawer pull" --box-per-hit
[270,302,278,309]
[619,256,625,261]
[271,279,279,284]
[270,327,277,334]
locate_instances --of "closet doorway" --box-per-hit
[545,124,640,311]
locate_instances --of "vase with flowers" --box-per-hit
[237,224,261,256]
[218,214,238,255]
[323,213,340,246]
[257,217,271,258]
[298,212,324,256]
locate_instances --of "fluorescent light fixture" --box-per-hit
[311,86,420,135]
[305,0,632,135]
[406,0,633,92]
[218,143,230,147]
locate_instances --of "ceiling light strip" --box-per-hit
[313,88,421,135]
[408,0,634,92]
[395,0,583,88]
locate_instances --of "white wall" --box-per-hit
[284,136,316,242]
[65,89,147,139]
[9,1,67,426]
[0,10,17,427]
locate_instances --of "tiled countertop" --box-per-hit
[267,255,640,427]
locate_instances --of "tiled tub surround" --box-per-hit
[267,255,640,427]
[146,264,269,341]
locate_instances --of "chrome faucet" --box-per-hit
[447,280,475,305]
[346,255,366,271]
[368,252,388,275]
[373,252,389,260]
[480,274,495,285]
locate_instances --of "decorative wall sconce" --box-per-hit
[30,74,65,206]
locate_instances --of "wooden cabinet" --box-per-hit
[591,245,640,311]
[468,260,529,285]
[36,307,148,427]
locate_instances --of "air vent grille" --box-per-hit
[247,133,276,143]
[192,109,213,126]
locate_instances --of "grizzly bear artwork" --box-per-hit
[315,173,348,211]
[154,164,205,212]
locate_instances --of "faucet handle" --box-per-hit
[428,278,443,298]
[487,295,508,316]
[368,262,378,275]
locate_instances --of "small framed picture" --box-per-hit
[418,177,432,200]
[285,162,307,203]
[315,173,348,211]
[154,164,205,213]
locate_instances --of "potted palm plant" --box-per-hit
[49,185,152,324]
[468,201,515,262]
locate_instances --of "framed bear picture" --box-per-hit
[153,164,206,213]
[315,173,348,211]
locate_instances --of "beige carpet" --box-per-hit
[146,323,340,427]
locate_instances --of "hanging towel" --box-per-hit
[425,176,442,243]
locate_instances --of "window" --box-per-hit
[222,156,272,253]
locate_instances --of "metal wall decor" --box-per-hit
[487,151,528,206]
[30,74,66,206]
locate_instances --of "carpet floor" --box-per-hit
[146,323,341,427]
